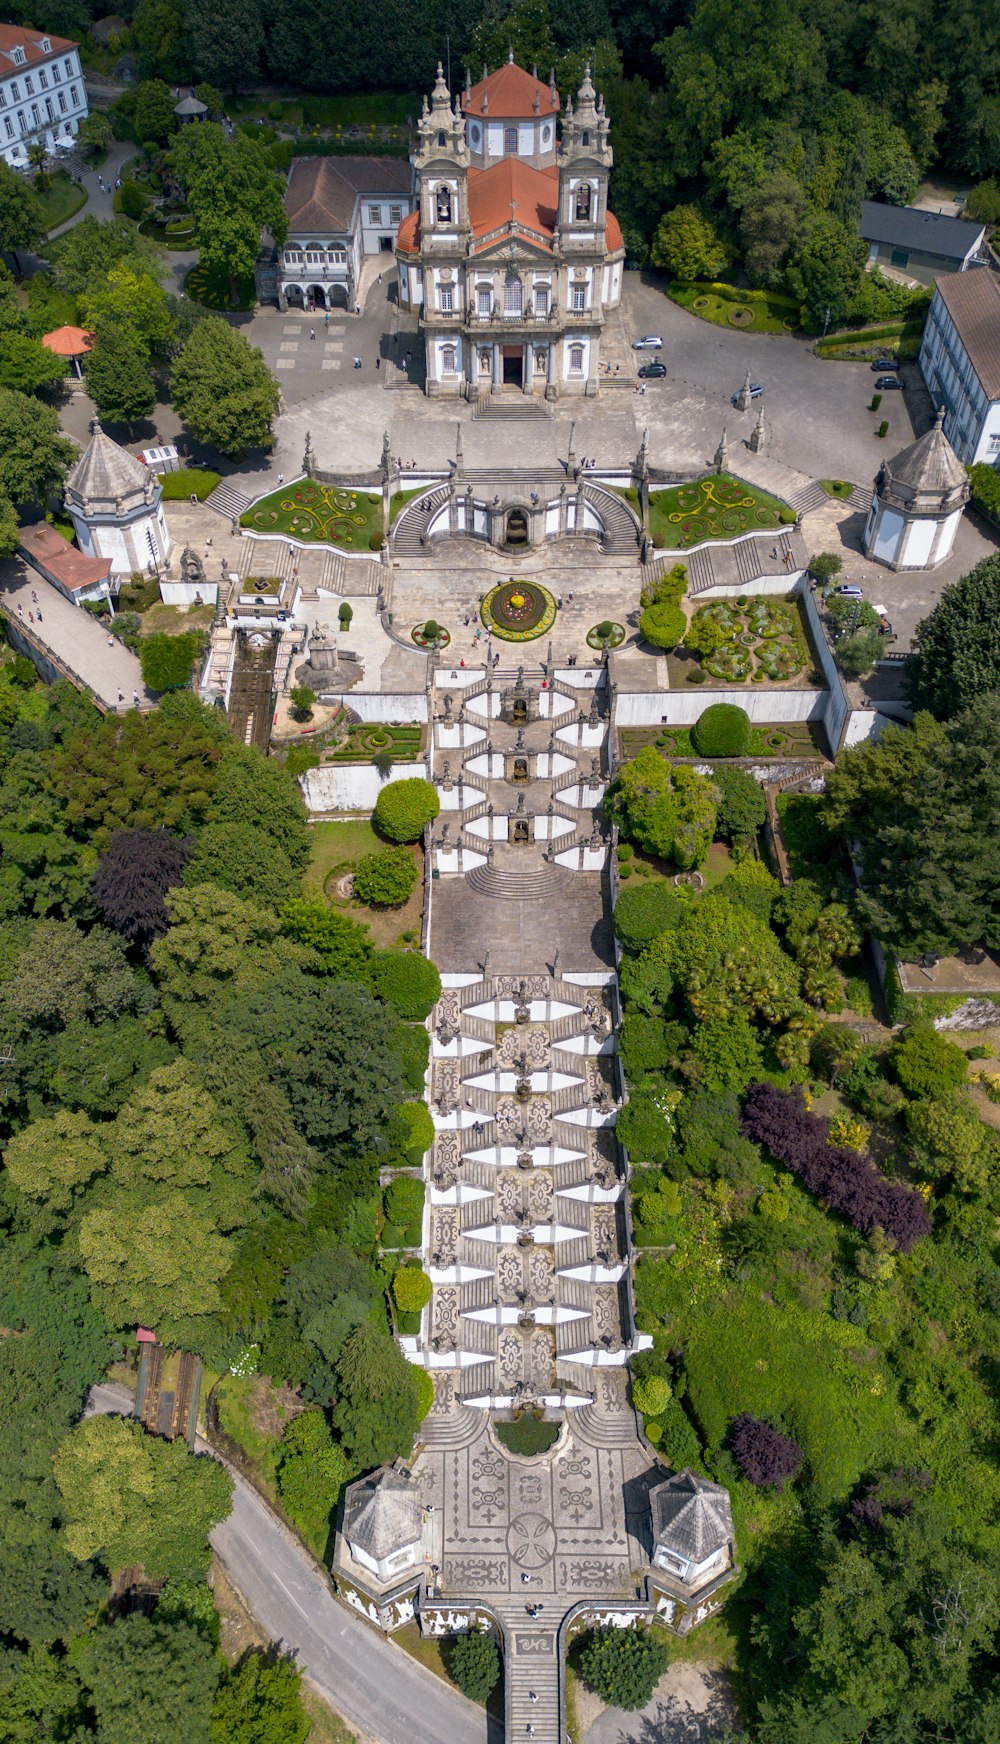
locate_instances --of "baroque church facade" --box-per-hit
[395,57,624,399]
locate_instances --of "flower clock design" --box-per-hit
[481,580,557,642]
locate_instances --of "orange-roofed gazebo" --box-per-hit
[42,324,93,378]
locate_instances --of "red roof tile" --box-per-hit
[18,523,111,593]
[463,62,559,119]
[0,24,76,65]
[42,324,92,357]
[469,160,558,248]
[397,209,420,253]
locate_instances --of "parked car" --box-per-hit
[632,335,663,349]
[870,358,898,371]
[875,375,903,390]
[836,584,864,596]
[731,382,764,405]
[638,361,667,378]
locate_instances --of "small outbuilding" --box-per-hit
[64,422,172,576]
[863,409,970,571]
[860,201,986,283]
[42,323,92,379]
[647,1468,737,1634]
[174,90,208,123]
[342,1465,423,1583]
[18,521,112,605]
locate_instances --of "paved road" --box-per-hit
[0,559,152,710]
[84,1385,488,1744]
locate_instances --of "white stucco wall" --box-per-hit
[345,694,428,722]
[300,762,422,813]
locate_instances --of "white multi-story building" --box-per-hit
[263,156,416,311]
[918,270,1000,466]
[0,25,87,167]
[395,57,625,399]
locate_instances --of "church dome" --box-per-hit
[65,424,157,517]
[876,409,969,514]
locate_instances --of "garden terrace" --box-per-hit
[666,595,819,688]
[619,721,824,761]
[242,479,384,549]
[625,474,794,549]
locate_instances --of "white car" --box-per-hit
[632,335,663,349]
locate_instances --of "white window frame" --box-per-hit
[572,284,587,312]
[534,285,549,316]
[504,273,523,316]
[368,204,381,223]
[477,285,491,316]
[441,343,457,373]
[504,125,517,153]
[58,91,66,113]
[3,118,12,139]
[440,284,453,313]
[389,204,401,222]
[569,343,584,373]
[11,46,25,65]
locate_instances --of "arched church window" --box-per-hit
[437,130,446,146]
[582,130,591,145]
[436,185,452,221]
[504,271,523,315]
[504,126,517,153]
[575,184,592,220]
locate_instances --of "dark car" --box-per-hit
[638,361,667,378]
[875,375,903,390]
[870,358,898,372]
[731,382,764,405]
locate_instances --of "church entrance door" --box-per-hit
[502,345,523,388]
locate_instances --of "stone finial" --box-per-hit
[736,369,753,414]
[713,426,728,473]
[748,405,767,454]
[567,419,577,466]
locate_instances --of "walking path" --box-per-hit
[0,557,152,710]
[84,1384,488,1744]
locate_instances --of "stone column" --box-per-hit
[492,341,502,392]
[522,342,532,394]
[545,342,556,401]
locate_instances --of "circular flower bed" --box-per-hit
[481,580,557,642]
[586,620,625,650]
[411,622,451,649]
[728,306,753,325]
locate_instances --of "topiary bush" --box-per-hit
[395,1098,435,1164]
[633,1373,673,1417]
[372,949,441,1019]
[384,1175,424,1228]
[613,881,685,953]
[578,1627,668,1711]
[446,1630,500,1704]
[373,777,439,843]
[392,1264,433,1314]
[352,845,418,907]
[691,702,752,757]
[640,601,686,649]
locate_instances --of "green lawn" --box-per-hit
[620,720,820,759]
[242,479,383,549]
[625,473,793,550]
[389,486,425,523]
[667,280,801,335]
[304,818,381,899]
[495,1416,561,1457]
[160,467,221,501]
[36,171,87,234]
[821,478,853,499]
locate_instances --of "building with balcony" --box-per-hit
[259,155,416,312]
[918,269,1000,466]
[0,25,87,167]
[395,57,624,399]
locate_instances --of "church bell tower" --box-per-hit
[556,66,612,251]
[413,63,470,254]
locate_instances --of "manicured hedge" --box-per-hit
[691,703,752,757]
[373,777,439,843]
[372,949,441,1020]
[639,601,686,649]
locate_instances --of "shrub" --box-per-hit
[423,619,441,640]
[119,180,146,220]
[741,1081,932,1251]
[285,744,320,777]
[828,1113,871,1151]
[808,552,843,584]
[657,1397,703,1468]
[891,1026,967,1099]
[713,766,766,842]
[871,392,882,411]
[691,703,751,758]
[373,777,439,843]
[339,602,353,630]
[779,509,796,525]
[633,1374,673,1417]
[613,881,685,953]
[289,685,315,722]
[730,1413,804,1489]
[446,1631,500,1704]
[964,178,1000,224]
[384,1176,424,1227]
[640,601,686,649]
[878,419,889,438]
[617,843,633,862]
[139,631,202,693]
[392,1265,432,1314]
[352,846,417,908]
[578,1628,668,1711]
[372,949,441,1019]
[395,1098,434,1163]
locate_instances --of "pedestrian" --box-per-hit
[354,356,362,369]
[117,690,124,704]
[28,611,34,624]
[568,591,574,602]
[557,596,563,609]
[36,608,41,621]
[355,301,360,314]
[521,1573,531,1584]
[529,1691,538,1703]
[378,272,382,284]
[310,328,315,340]
[133,690,140,706]
[31,590,37,603]
[16,603,22,618]
[459,658,465,667]
[324,310,329,327]
[277,472,284,486]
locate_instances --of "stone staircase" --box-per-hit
[205,481,253,520]
[465,859,571,900]
[473,389,551,419]
[582,482,641,555]
[788,480,830,517]
[391,486,451,556]
[494,1602,562,1744]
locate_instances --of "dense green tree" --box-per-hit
[275,1411,348,1552]
[578,1626,668,1709]
[184,821,300,911]
[906,1096,999,1197]
[904,556,1000,720]
[72,1612,219,1744]
[0,330,68,395]
[54,703,227,850]
[208,744,310,868]
[353,845,419,907]
[687,1010,765,1092]
[373,777,440,843]
[79,1192,235,1331]
[607,747,718,868]
[331,1318,423,1471]
[651,203,729,278]
[0,161,43,256]
[0,753,96,918]
[172,317,280,454]
[3,1106,107,1212]
[171,124,285,299]
[185,0,265,90]
[446,1629,501,1702]
[85,325,158,429]
[131,79,179,145]
[50,1016,176,1118]
[132,0,191,81]
[0,491,18,557]
[891,1026,968,1098]
[0,388,76,509]
[713,767,767,841]
[785,214,867,326]
[740,171,807,284]
[371,949,441,1019]
[0,918,147,1031]
[613,880,687,953]
[150,884,301,1041]
[54,1415,232,1578]
[280,899,375,980]
[211,1652,310,1744]
[51,216,164,300]
[86,266,176,362]
[94,827,193,945]
[140,631,204,693]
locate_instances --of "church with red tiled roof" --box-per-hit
[396,55,624,399]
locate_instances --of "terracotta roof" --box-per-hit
[66,426,153,510]
[606,210,623,253]
[397,209,420,254]
[18,522,111,593]
[469,160,558,250]
[42,324,92,357]
[935,269,1000,400]
[0,24,76,66]
[285,156,413,233]
[650,1469,734,1562]
[463,60,559,119]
